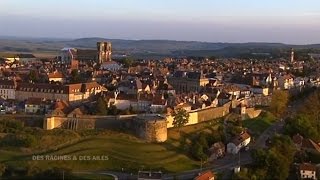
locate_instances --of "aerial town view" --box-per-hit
[0,0,320,180]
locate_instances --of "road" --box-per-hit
[163,152,252,180]
[252,119,285,149]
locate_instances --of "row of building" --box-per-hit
[0,79,104,102]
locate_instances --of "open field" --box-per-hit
[1,132,199,173]
[242,112,276,137]
[168,118,223,140]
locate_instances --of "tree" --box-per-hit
[70,69,81,83]
[0,163,6,177]
[191,142,207,161]
[285,115,319,141]
[270,90,289,117]
[250,135,296,180]
[285,90,320,141]
[95,97,107,115]
[27,70,39,83]
[107,105,119,115]
[123,57,134,68]
[298,90,320,133]
[266,149,290,180]
[252,149,268,168]
[198,133,209,150]
[172,108,189,133]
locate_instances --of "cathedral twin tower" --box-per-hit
[97,42,112,64]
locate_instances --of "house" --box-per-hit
[150,94,167,113]
[157,81,176,95]
[118,78,143,95]
[227,131,251,154]
[252,73,273,86]
[292,134,320,153]
[16,54,37,64]
[299,163,317,180]
[208,142,225,161]
[2,53,36,63]
[194,170,215,180]
[100,61,121,71]
[25,98,46,114]
[47,71,66,83]
[235,103,247,115]
[217,92,232,106]
[294,77,305,87]
[224,84,241,99]
[251,86,269,96]
[49,100,69,117]
[16,82,103,103]
[278,74,294,90]
[175,102,192,112]
[0,79,16,100]
[301,138,320,154]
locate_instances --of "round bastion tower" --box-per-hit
[132,115,168,142]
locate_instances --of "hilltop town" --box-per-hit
[1,41,320,179]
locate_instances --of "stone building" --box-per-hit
[0,79,16,100]
[16,82,103,103]
[168,71,209,93]
[59,41,112,65]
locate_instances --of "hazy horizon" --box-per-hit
[1,0,320,44]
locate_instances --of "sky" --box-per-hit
[0,0,320,44]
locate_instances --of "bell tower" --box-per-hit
[97,42,112,64]
[290,48,294,63]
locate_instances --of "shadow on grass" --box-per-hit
[0,137,102,164]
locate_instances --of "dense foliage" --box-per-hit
[233,135,296,180]
[172,108,190,131]
[269,90,289,117]
[285,89,320,141]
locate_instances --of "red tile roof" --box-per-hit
[48,71,64,78]
[194,170,215,180]
[299,163,316,171]
[25,97,43,105]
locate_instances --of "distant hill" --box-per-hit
[0,37,320,58]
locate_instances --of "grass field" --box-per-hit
[242,112,276,137]
[168,118,222,140]
[1,132,199,173]
[0,119,223,174]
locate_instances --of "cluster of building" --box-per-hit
[292,133,320,180]
[1,43,320,129]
